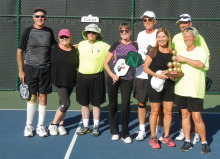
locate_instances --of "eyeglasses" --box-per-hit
[87,31,96,34]
[143,19,153,22]
[60,36,69,39]
[120,30,130,33]
[35,15,46,18]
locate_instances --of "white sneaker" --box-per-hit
[136,131,146,141]
[158,136,164,142]
[122,136,132,144]
[36,125,48,137]
[111,134,120,141]
[48,123,58,136]
[156,131,163,142]
[58,125,67,135]
[24,125,34,137]
[192,133,200,145]
[175,129,185,140]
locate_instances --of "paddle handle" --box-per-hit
[112,80,116,85]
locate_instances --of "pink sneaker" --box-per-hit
[163,136,176,147]
[149,137,160,149]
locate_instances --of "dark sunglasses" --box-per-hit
[87,31,96,34]
[60,36,69,39]
[120,30,130,33]
[178,16,190,20]
[184,27,193,31]
[143,19,153,22]
[35,15,46,18]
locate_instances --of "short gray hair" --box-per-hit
[183,27,198,38]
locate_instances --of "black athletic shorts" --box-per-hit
[175,94,204,112]
[133,78,148,104]
[23,64,52,95]
[76,72,106,106]
[148,78,175,103]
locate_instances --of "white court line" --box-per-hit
[64,120,82,159]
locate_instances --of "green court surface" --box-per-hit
[0,91,219,112]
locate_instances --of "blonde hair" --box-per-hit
[154,27,172,51]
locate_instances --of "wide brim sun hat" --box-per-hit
[82,23,103,40]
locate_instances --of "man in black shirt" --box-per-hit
[17,7,56,137]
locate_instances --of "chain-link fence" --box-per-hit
[0,0,220,94]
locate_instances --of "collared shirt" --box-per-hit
[78,40,110,74]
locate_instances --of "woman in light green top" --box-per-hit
[174,27,210,154]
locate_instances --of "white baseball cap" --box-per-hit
[176,14,192,23]
[141,11,156,19]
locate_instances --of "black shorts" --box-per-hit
[133,78,148,103]
[175,94,204,112]
[24,64,52,95]
[148,78,175,103]
[76,72,106,106]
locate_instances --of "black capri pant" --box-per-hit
[55,85,74,113]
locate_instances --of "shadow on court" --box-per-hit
[63,114,82,133]
[0,110,220,159]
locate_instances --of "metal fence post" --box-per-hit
[131,0,135,41]
[15,0,21,91]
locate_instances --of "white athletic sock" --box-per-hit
[83,119,89,127]
[37,104,46,127]
[156,125,162,133]
[93,119,99,127]
[139,124,145,132]
[202,141,207,144]
[26,102,36,125]
[185,139,191,143]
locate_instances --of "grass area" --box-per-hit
[0,91,219,112]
